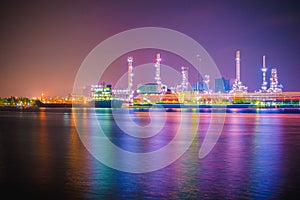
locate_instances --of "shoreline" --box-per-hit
[1,105,300,114]
[0,106,40,112]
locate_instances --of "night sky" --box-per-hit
[0,0,299,97]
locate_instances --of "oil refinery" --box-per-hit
[82,50,299,108]
[29,50,300,109]
[85,50,300,108]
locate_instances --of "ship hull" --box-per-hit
[93,100,123,108]
[35,100,73,108]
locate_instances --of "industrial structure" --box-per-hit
[260,55,268,92]
[231,51,248,93]
[215,77,230,93]
[155,53,162,86]
[268,68,283,93]
[181,66,189,91]
[258,55,283,93]
[192,82,209,92]
[203,75,210,93]
[196,54,201,92]
[126,51,286,104]
[84,50,294,108]
[127,57,134,101]
[128,51,255,97]
[34,49,300,109]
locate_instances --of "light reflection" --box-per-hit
[251,114,284,198]
[35,110,52,186]
[223,114,256,199]
[66,110,91,194]
[172,112,201,199]
[71,109,298,198]
[73,108,120,199]
[3,107,300,199]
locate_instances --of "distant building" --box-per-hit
[137,83,161,94]
[268,68,283,93]
[192,81,209,92]
[215,77,230,93]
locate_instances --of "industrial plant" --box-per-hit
[86,50,299,108]
[27,50,299,109]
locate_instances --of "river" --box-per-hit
[0,108,299,199]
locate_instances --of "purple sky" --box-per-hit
[0,0,299,97]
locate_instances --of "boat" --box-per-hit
[35,100,85,108]
[90,83,123,108]
[91,99,123,108]
[35,100,72,108]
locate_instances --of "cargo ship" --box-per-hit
[35,100,73,108]
[90,83,123,108]
[35,99,122,108]
[35,84,123,108]
[91,99,123,108]
[35,100,86,108]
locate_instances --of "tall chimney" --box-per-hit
[127,57,133,99]
[261,55,268,91]
[155,53,162,85]
[235,50,241,82]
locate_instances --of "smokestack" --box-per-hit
[127,57,133,98]
[261,55,268,91]
[155,53,161,85]
[235,51,240,82]
[181,66,188,91]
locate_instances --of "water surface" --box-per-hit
[0,108,299,199]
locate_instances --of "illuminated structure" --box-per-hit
[90,83,112,101]
[137,83,160,94]
[41,91,45,102]
[231,50,248,93]
[236,51,241,82]
[89,83,123,108]
[204,75,210,93]
[181,66,189,91]
[155,53,162,85]
[260,55,268,92]
[215,77,230,93]
[268,68,283,93]
[192,81,208,92]
[196,54,201,91]
[127,57,134,100]
[37,51,300,108]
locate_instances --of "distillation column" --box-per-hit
[127,57,134,100]
[269,68,282,93]
[231,50,248,93]
[155,53,162,85]
[204,75,210,92]
[181,66,189,91]
[261,55,268,92]
[236,50,241,82]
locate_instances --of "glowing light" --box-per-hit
[127,57,133,63]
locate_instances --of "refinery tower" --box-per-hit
[258,55,283,93]
[231,50,248,93]
[127,57,134,101]
[155,53,162,85]
[260,55,268,92]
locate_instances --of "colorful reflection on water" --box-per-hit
[0,109,299,199]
